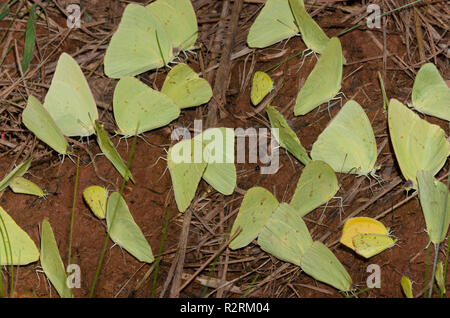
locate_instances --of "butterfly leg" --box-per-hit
[296,49,313,73]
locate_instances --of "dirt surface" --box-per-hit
[0,0,449,298]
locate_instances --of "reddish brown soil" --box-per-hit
[0,0,449,298]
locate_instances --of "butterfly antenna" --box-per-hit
[155,165,169,184]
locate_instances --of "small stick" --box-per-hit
[176,228,241,295]
[169,207,193,297]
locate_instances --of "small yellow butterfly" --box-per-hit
[340,217,396,258]
[251,71,273,106]
[83,185,108,219]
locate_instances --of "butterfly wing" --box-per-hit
[104,3,173,78]
[412,63,450,121]
[289,160,339,217]
[294,37,343,116]
[147,0,198,52]
[83,185,108,219]
[311,100,377,176]
[353,234,396,258]
[258,203,313,266]
[340,217,389,250]
[160,63,212,109]
[266,105,310,165]
[247,0,298,48]
[40,219,72,297]
[193,128,236,195]
[230,187,279,250]
[251,72,274,105]
[113,76,180,135]
[417,170,450,244]
[388,99,450,189]
[23,96,68,155]
[168,139,208,212]
[300,241,352,291]
[44,53,98,137]
[106,192,154,263]
[0,206,39,266]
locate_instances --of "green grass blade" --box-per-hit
[243,274,259,298]
[151,208,171,298]
[21,3,37,74]
[0,6,9,21]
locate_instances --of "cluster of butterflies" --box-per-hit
[239,0,450,291]
[0,183,152,298]
[1,0,449,296]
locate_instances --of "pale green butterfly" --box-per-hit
[289,0,329,54]
[23,96,69,155]
[411,63,450,121]
[257,203,313,266]
[417,170,450,245]
[247,0,298,48]
[289,160,339,217]
[161,63,212,109]
[104,3,173,78]
[0,206,39,265]
[44,53,98,137]
[294,37,343,116]
[401,276,414,298]
[83,185,108,219]
[311,100,377,176]
[94,122,134,183]
[107,192,154,263]
[167,138,208,212]
[266,105,310,165]
[40,219,72,298]
[251,72,274,106]
[300,241,352,291]
[9,177,45,197]
[113,76,180,136]
[229,187,279,250]
[388,99,450,189]
[289,0,346,62]
[146,0,198,53]
[104,1,198,78]
[352,234,397,259]
[0,157,32,192]
[193,128,236,195]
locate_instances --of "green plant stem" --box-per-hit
[243,274,259,298]
[67,156,80,298]
[68,156,80,265]
[89,131,137,298]
[155,30,169,72]
[151,208,171,298]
